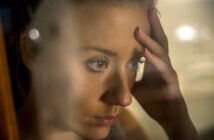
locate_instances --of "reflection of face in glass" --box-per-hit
[22,2,150,140]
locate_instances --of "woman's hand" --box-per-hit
[132,8,198,140]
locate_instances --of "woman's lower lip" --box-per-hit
[94,116,117,126]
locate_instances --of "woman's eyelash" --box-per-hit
[85,55,144,73]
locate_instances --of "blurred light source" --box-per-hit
[28,28,40,41]
[176,25,197,42]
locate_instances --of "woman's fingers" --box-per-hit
[133,8,174,83]
[134,28,168,63]
[148,8,168,54]
[134,28,174,83]
[143,48,176,85]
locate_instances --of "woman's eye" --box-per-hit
[86,59,108,72]
[127,57,145,71]
[127,59,139,71]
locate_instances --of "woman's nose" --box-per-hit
[115,84,132,107]
[101,72,133,107]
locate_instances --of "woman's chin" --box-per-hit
[83,126,111,140]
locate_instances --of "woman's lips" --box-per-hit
[94,116,117,127]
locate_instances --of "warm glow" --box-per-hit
[176,25,196,41]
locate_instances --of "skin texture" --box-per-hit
[20,3,150,140]
[18,2,198,140]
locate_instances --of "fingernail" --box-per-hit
[144,48,147,54]
[138,27,142,33]
[135,26,142,36]
[144,49,150,57]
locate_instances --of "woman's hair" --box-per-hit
[7,0,156,110]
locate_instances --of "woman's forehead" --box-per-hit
[55,4,150,56]
[59,4,150,40]
[29,1,150,48]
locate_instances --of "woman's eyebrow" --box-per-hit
[79,45,143,58]
[79,46,117,57]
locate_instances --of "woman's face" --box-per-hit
[30,3,150,140]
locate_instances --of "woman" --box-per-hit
[8,0,198,139]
